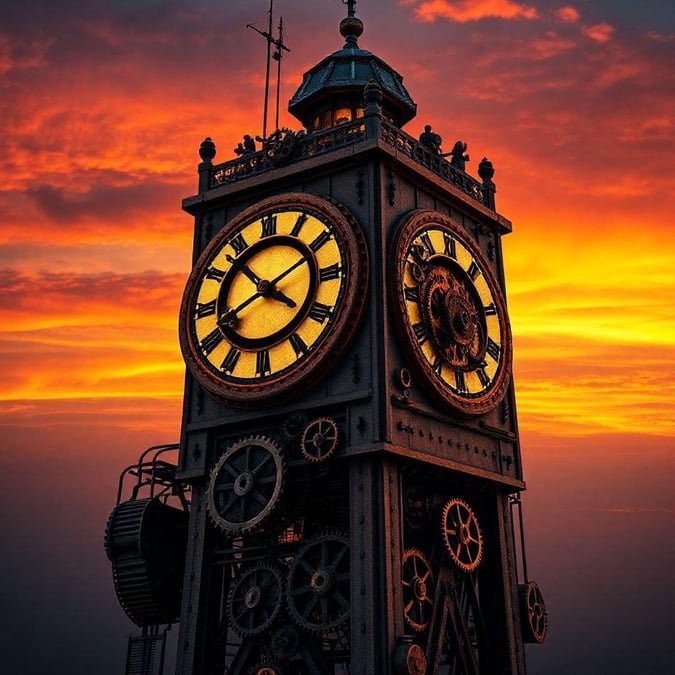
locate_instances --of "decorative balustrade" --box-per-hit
[208,119,487,207]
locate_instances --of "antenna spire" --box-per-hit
[341,0,357,18]
[247,0,291,139]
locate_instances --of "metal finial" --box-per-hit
[341,0,357,18]
[339,0,363,45]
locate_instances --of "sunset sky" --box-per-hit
[0,1,673,673]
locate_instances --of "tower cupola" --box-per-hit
[288,2,416,130]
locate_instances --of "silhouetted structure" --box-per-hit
[105,3,547,673]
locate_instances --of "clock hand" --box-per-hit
[263,252,314,307]
[225,254,260,285]
[269,252,311,286]
[219,252,310,326]
[269,287,297,308]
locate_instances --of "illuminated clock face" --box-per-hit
[391,210,512,416]
[179,193,368,406]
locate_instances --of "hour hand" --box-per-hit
[226,254,260,285]
[218,308,239,328]
[270,287,297,308]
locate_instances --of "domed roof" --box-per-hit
[288,11,416,128]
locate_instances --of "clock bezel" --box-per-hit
[390,209,512,417]
[179,192,369,407]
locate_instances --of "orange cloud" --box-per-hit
[0,270,187,401]
[529,31,577,59]
[583,22,615,43]
[403,0,538,23]
[554,6,580,24]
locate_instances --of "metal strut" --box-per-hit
[247,0,291,139]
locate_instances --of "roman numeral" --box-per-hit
[289,333,308,357]
[404,285,420,303]
[195,299,216,319]
[467,260,480,280]
[486,338,501,361]
[255,349,271,376]
[476,367,491,388]
[412,322,427,345]
[200,329,223,355]
[290,212,308,237]
[205,266,225,282]
[443,233,456,258]
[455,370,467,393]
[309,230,331,252]
[432,354,443,376]
[420,232,434,256]
[319,263,341,281]
[229,232,248,256]
[261,214,277,237]
[308,301,333,324]
[484,303,497,316]
[220,346,241,373]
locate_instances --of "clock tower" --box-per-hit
[105,4,547,674]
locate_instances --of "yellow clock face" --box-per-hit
[180,193,368,406]
[392,210,512,416]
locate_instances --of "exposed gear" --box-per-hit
[401,549,435,632]
[392,641,427,675]
[104,497,188,626]
[287,533,350,633]
[263,127,299,165]
[283,412,308,439]
[441,498,483,572]
[247,663,283,675]
[300,417,339,462]
[518,581,548,643]
[227,562,286,637]
[420,264,485,368]
[269,624,301,661]
[207,436,284,535]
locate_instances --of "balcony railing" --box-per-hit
[205,118,488,207]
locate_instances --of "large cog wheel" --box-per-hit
[300,417,339,462]
[287,533,350,633]
[518,581,548,643]
[227,562,286,637]
[441,498,483,572]
[207,436,284,535]
[402,548,435,632]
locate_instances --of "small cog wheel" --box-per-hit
[227,562,286,637]
[287,533,350,633]
[247,664,283,675]
[300,417,339,463]
[402,548,435,631]
[270,624,301,661]
[441,498,483,572]
[518,581,548,643]
[207,436,284,535]
[283,412,308,440]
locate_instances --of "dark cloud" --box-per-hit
[27,179,185,224]
[0,268,185,320]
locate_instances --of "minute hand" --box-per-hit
[269,253,311,286]
[219,253,310,324]
[225,254,260,285]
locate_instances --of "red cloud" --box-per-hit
[554,6,580,24]
[583,22,615,43]
[403,0,538,23]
